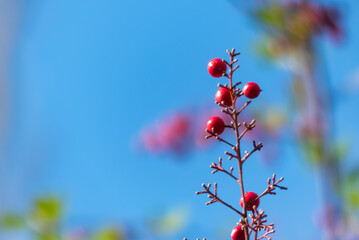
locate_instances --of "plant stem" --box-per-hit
[228,49,249,240]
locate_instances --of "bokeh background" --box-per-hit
[0,0,358,240]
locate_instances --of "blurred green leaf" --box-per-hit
[263,109,286,133]
[302,139,323,165]
[341,166,359,211]
[330,140,350,163]
[349,192,359,210]
[253,41,276,59]
[147,205,189,236]
[0,213,25,229]
[255,4,285,29]
[92,228,124,240]
[29,196,62,226]
[36,234,62,240]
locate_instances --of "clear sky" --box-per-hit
[0,0,359,240]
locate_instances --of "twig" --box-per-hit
[241,141,263,163]
[196,183,245,218]
[248,174,287,208]
[205,130,235,148]
[210,157,237,180]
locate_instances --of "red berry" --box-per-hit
[207,116,225,135]
[243,82,261,99]
[240,192,260,211]
[208,58,227,78]
[231,226,245,240]
[215,87,232,107]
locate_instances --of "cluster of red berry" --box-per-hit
[187,49,286,240]
[207,58,262,240]
[206,58,261,136]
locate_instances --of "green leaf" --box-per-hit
[147,205,189,236]
[254,4,285,29]
[0,213,25,229]
[92,228,124,240]
[29,196,62,225]
[36,234,62,240]
[349,192,359,210]
[252,40,280,59]
[302,138,324,165]
[341,167,359,211]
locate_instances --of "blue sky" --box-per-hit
[0,0,359,240]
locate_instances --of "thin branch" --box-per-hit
[241,141,263,163]
[238,120,256,141]
[205,130,235,148]
[196,183,245,218]
[236,100,251,116]
[210,158,237,180]
[248,174,287,208]
[225,151,239,160]
[257,229,275,240]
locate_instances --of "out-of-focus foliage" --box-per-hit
[243,0,345,167]
[29,196,62,228]
[146,205,189,236]
[1,196,62,240]
[1,196,187,240]
[92,228,125,240]
[230,0,359,239]
[253,1,342,59]
[0,213,25,229]
[343,167,359,212]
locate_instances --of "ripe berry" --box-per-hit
[231,226,245,240]
[240,192,260,211]
[243,82,261,99]
[215,87,232,107]
[207,116,225,135]
[208,58,227,78]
